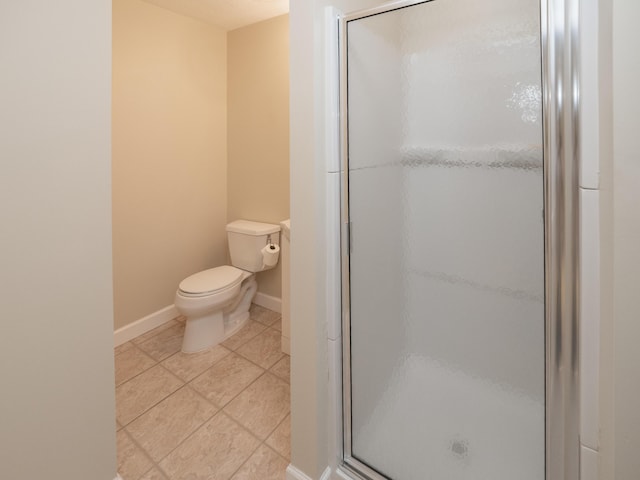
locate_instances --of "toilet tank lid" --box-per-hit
[226,220,280,235]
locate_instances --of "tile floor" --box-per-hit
[115,305,291,480]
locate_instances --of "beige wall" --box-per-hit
[0,1,116,478]
[611,0,640,477]
[290,2,404,477]
[289,1,328,477]
[598,1,640,478]
[289,1,384,477]
[598,0,615,476]
[228,15,290,298]
[112,0,228,330]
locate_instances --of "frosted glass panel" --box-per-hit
[345,1,545,479]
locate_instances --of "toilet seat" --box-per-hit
[178,265,244,297]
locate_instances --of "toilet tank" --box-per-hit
[226,220,281,273]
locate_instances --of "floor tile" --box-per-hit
[133,320,181,345]
[126,386,217,462]
[116,365,184,426]
[115,346,157,386]
[269,355,290,383]
[236,328,284,370]
[162,344,231,382]
[190,353,264,408]
[137,323,185,362]
[265,414,291,460]
[224,373,290,440]
[159,412,260,480]
[221,321,267,351]
[231,444,288,480]
[139,467,168,480]
[117,430,153,480]
[270,318,282,332]
[249,304,281,327]
[116,309,294,480]
[115,341,136,356]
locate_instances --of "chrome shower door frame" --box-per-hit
[338,0,580,479]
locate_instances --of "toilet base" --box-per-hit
[182,310,225,353]
[223,310,250,339]
[181,276,257,353]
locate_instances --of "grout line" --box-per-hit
[227,441,263,479]
[118,364,185,428]
[222,328,284,372]
[222,322,269,352]
[186,351,266,396]
[219,408,292,466]
[156,462,170,480]
[261,411,290,443]
[226,412,270,477]
[250,304,282,324]
[184,382,223,412]
[226,435,290,479]
[267,362,291,386]
[252,316,282,328]
[161,344,233,383]
[139,465,156,480]
[145,385,220,470]
[264,411,290,452]
[218,369,269,410]
[234,343,286,371]
[136,327,185,362]
[220,410,268,447]
[117,428,155,480]
[114,344,159,388]
[264,442,291,464]
[268,321,283,334]
[131,317,183,346]
[221,371,290,445]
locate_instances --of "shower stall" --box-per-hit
[338,0,579,479]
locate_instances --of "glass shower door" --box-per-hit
[342,1,545,479]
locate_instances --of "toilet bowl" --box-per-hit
[176,266,257,353]
[175,220,281,353]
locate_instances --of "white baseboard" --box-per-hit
[286,465,331,480]
[286,465,310,480]
[114,305,179,347]
[253,292,282,313]
[580,444,598,480]
[113,295,280,348]
[334,467,358,480]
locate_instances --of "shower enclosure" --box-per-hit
[339,0,579,479]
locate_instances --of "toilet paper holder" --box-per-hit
[261,235,280,269]
[265,234,279,250]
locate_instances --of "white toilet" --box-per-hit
[175,220,281,353]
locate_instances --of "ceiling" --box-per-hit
[141,0,289,31]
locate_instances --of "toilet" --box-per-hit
[175,220,281,353]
